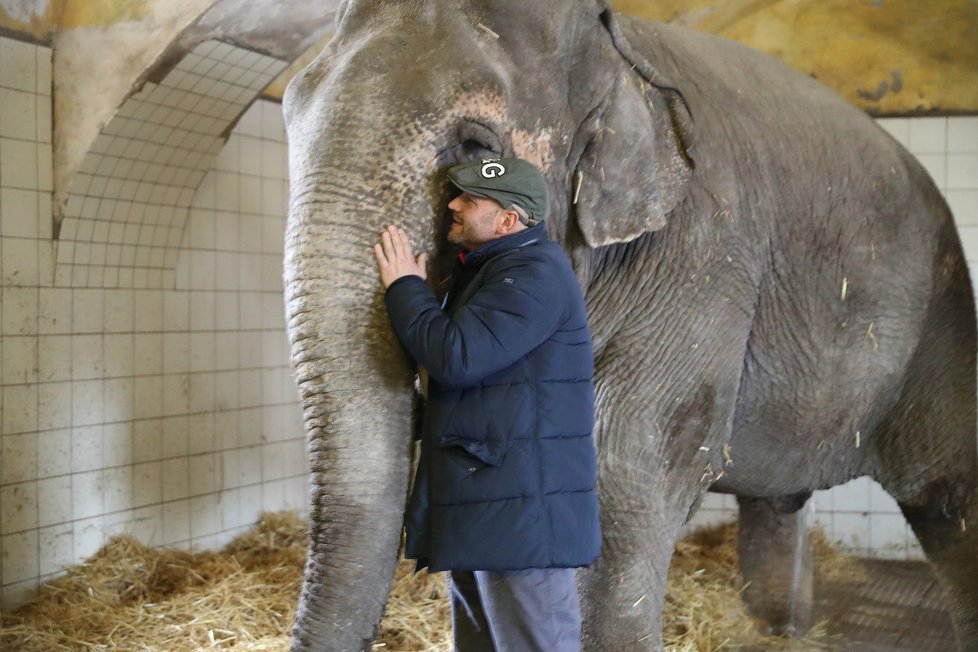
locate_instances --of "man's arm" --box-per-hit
[384,256,567,387]
[372,223,568,386]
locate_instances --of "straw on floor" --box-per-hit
[0,512,857,651]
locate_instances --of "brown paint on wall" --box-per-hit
[262,31,332,100]
[58,0,155,29]
[720,0,978,114]
[613,0,978,115]
[0,2,55,42]
[1,0,976,114]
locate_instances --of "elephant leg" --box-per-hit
[898,478,978,651]
[880,380,978,650]
[736,493,814,637]
[871,259,978,650]
[579,501,689,651]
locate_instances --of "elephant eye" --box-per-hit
[458,141,498,163]
[456,121,501,160]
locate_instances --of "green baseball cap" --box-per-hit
[447,157,548,225]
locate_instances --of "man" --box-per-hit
[373,157,600,651]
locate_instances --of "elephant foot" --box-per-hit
[736,494,814,637]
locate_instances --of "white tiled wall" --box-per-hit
[56,40,287,288]
[689,116,978,559]
[0,37,306,612]
[881,117,978,266]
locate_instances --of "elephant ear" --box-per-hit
[573,9,695,247]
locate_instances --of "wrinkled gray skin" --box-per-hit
[282,1,978,650]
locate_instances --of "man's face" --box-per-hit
[446,192,506,251]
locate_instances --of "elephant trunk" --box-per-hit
[285,183,416,651]
[282,21,461,646]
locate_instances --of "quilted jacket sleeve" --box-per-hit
[384,253,567,387]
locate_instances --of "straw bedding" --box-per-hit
[1,512,856,651]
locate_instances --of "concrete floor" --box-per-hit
[812,559,956,651]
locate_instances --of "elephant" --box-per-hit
[281,0,978,650]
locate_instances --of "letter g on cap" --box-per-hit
[481,161,506,178]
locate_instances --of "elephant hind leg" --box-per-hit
[898,476,978,651]
[736,493,814,637]
[877,396,978,646]
[870,234,978,649]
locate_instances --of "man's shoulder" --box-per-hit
[485,239,572,274]
[477,243,582,311]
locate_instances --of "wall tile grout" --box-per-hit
[0,39,306,608]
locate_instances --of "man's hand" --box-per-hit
[373,225,428,289]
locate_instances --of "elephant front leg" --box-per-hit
[579,501,689,651]
[736,493,814,637]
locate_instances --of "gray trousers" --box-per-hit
[448,568,582,652]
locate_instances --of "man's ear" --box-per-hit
[572,9,695,247]
[499,209,522,234]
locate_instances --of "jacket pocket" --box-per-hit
[432,383,532,466]
[437,445,491,474]
[428,438,533,506]
[427,445,491,506]
[433,437,501,467]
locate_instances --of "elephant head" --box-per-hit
[282,1,694,649]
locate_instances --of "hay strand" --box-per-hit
[476,23,499,39]
[1,514,862,651]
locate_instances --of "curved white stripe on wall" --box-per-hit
[55,40,287,289]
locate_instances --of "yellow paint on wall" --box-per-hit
[263,31,332,101]
[0,3,56,41]
[3,0,974,113]
[613,0,703,23]
[0,0,157,40]
[613,0,781,31]
[613,0,978,113]
[722,0,978,113]
[59,0,153,29]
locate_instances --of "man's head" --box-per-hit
[445,157,547,250]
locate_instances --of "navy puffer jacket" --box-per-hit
[384,223,601,571]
